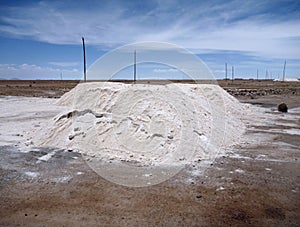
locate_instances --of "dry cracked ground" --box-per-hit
[0,80,299,226]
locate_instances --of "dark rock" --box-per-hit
[278,103,288,112]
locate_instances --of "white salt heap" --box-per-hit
[34,82,254,166]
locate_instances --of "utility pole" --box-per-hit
[283,60,286,82]
[231,66,234,80]
[82,37,86,82]
[225,63,228,80]
[60,72,63,80]
[134,50,136,82]
[256,69,258,80]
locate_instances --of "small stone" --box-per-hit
[278,103,288,112]
[196,195,202,199]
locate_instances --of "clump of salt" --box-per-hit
[35,82,252,166]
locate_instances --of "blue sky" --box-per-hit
[0,0,299,80]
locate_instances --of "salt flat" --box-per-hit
[0,81,299,226]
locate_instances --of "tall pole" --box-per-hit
[256,69,258,80]
[231,66,234,80]
[283,60,286,82]
[225,63,227,80]
[134,50,136,82]
[82,37,86,82]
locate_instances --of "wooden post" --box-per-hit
[256,69,258,80]
[225,63,227,80]
[134,50,136,82]
[283,60,286,82]
[231,66,234,81]
[82,37,87,82]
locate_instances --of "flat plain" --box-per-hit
[0,79,299,226]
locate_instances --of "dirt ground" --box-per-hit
[0,80,299,226]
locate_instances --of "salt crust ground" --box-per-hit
[0,82,263,167]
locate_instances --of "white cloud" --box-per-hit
[0,0,300,60]
[49,61,80,67]
[0,63,81,80]
[153,68,178,73]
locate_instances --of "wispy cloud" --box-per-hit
[49,61,79,67]
[0,0,299,60]
[153,68,178,73]
[0,63,81,80]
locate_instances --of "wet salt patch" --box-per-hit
[268,128,300,136]
[232,153,297,164]
[256,157,298,163]
[36,151,55,163]
[20,147,41,153]
[265,168,272,171]
[289,107,300,114]
[257,154,266,158]
[234,169,245,174]
[199,135,208,142]
[273,122,299,127]
[25,171,39,178]
[19,147,32,153]
[52,176,72,183]
[186,178,194,184]
[216,186,225,191]
[272,141,299,149]
[229,153,252,160]
[191,169,203,177]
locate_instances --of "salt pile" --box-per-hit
[35,82,252,166]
